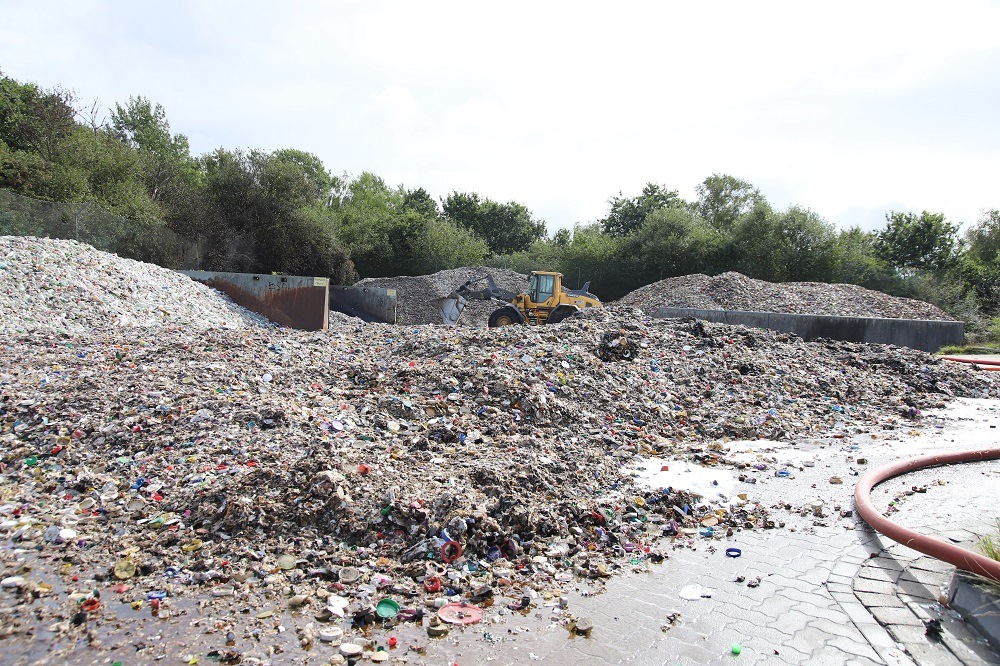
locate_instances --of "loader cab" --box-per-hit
[528,271,559,306]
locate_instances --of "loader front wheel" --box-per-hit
[489,306,523,328]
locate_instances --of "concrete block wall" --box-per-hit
[181,271,329,331]
[651,307,963,353]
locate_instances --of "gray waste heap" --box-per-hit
[0,238,994,661]
[356,266,530,326]
[614,271,955,320]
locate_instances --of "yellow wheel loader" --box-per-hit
[433,271,602,327]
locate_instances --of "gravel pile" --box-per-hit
[614,272,954,320]
[356,266,529,326]
[0,236,270,334]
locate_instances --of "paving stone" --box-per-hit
[867,556,907,573]
[899,568,950,588]
[826,634,885,662]
[786,626,844,657]
[799,566,833,586]
[844,657,889,666]
[793,600,848,623]
[897,579,938,602]
[826,581,854,596]
[835,600,880,626]
[809,617,870,642]
[828,573,857,587]
[714,605,778,633]
[909,557,958,574]
[854,577,899,595]
[832,560,860,578]
[870,606,925,627]
[777,586,830,607]
[768,609,814,636]
[859,565,903,584]
[856,591,905,608]
[857,621,906,650]
[764,644,811,664]
[769,573,825,596]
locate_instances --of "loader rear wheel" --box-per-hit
[489,306,523,328]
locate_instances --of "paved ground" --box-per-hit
[428,399,1000,666]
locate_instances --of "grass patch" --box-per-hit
[972,522,1000,595]
[980,522,1000,563]
[937,344,1000,355]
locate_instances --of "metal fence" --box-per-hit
[0,189,205,269]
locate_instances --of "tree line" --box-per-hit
[2,71,1000,334]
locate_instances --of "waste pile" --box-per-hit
[356,266,528,326]
[0,236,271,334]
[614,271,955,320]
[0,239,995,662]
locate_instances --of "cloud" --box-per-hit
[366,85,420,125]
[1,0,999,232]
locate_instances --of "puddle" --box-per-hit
[629,458,735,501]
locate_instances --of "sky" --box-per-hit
[2,0,999,234]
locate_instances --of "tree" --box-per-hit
[0,73,85,200]
[965,209,1000,264]
[961,209,1000,315]
[200,148,353,279]
[558,223,637,300]
[600,182,682,236]
[329,172,405,276]
[873,211,960,271]
[551,227,571,248]
[830,227,897,290]
[725,201,784,280]
[442,191,546,254]
[416,217,489,273]
[110,96,197,201]
[0,74,76,161]
[628,206,722,280]
[271,148,334,203]
[694,173,764,231]
[401,186,439,219]
[771,206,838,281]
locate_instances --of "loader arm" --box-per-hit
[432,275,518,325]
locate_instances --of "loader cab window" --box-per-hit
[529,274,555,303]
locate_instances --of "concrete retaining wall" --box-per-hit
[181,271,329,331]
[650,307,963,353]
[329,286,397,324]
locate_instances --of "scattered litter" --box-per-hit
[0,237,994,663]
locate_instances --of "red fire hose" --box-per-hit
[855,448,1000,583]
[941,357,1000,371]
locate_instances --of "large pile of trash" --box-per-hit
[356,266,529,326]
[0,236,270,334]
[613,272,955,320]
[0,239,993,662]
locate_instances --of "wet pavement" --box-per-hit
[417,398,1000,666]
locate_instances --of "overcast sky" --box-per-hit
[2,1,999,233]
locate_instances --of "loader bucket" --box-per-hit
[432,295,468,325]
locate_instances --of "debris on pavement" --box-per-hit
[0,237,996,663]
